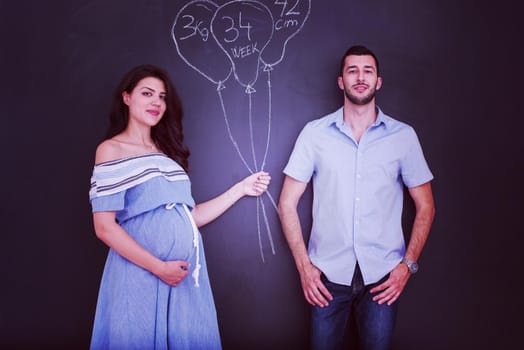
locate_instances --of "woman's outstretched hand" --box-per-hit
[190,171,272,228]
[242,171,271,196]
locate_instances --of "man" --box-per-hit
[278,45,435,350]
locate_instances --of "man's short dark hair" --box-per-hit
[340,45,380,75]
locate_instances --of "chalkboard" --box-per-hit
[1,1,521,349]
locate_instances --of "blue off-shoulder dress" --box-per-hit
[89,153,221,350]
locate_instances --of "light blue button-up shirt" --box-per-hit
[283,107,433,285]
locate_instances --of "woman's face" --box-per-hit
[123,76,167,127]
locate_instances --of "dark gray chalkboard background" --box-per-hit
[1,1,521,349]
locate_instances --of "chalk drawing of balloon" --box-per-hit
[172,0,232,86]
[170,0,311,262]
[261,0,311,67]
[211,0,273,91]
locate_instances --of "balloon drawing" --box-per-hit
[172,0,311,261]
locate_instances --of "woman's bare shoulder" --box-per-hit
[94,138,161,165]
[95,139,125,165]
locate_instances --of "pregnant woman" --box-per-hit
[88,64,270,349]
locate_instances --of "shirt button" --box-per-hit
[357,174,361,179]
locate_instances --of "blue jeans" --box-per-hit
[311,264,397,350]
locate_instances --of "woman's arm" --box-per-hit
[191,171,271,227]
[93,211,189,286]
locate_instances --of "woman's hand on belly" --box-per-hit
[153,260,190,286]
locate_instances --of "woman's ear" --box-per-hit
[122,91,130,105]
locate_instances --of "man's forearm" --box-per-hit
[278,205,310,270]
[405,200,435,261]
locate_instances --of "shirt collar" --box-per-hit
[374,107,389,128]
[331,106,390,130]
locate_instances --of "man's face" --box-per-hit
[338,54,382,106]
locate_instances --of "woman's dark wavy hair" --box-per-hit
[106,64,190,172]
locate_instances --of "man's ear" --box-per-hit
[337,76,344,91]
[376,76,383,91]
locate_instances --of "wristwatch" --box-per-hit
[401,257,419,274]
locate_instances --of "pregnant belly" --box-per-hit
[122,206,195,261]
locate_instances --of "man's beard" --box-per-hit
[345,84,377,105]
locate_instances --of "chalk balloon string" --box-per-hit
[172,0,311,262]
